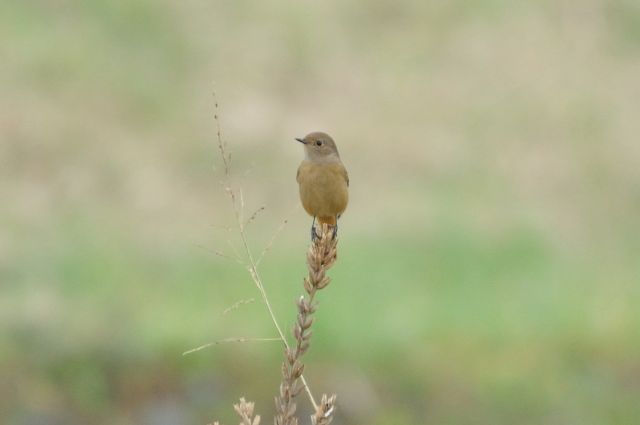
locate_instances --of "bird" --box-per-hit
[295,132,349,240]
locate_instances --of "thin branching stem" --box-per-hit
[183,337,281,356]
[212,92,318,411]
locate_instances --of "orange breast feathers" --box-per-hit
[296,160,349,226]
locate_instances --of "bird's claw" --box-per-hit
[310,218,338,241]
[311,224,321,241]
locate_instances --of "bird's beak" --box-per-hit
[295,137,306,144]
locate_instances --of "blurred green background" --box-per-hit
[2,0,640,424]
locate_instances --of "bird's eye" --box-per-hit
[315,140,322,146]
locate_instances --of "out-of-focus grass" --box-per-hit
[2,0,640,424]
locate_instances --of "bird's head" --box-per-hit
[295,132,340,162]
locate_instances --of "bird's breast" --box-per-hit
[297,161,349,218]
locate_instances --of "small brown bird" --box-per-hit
[295,132,349,239]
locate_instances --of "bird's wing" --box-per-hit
[341,165,349,187]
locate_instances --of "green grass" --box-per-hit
[3,208,638,423]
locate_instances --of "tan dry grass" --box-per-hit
[214,225,339,425]
[275,224,338,425]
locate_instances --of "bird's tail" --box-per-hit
[317,216,337,226]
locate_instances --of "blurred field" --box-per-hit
[2,0,640,424]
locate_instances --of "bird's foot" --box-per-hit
[311,224,322,241]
